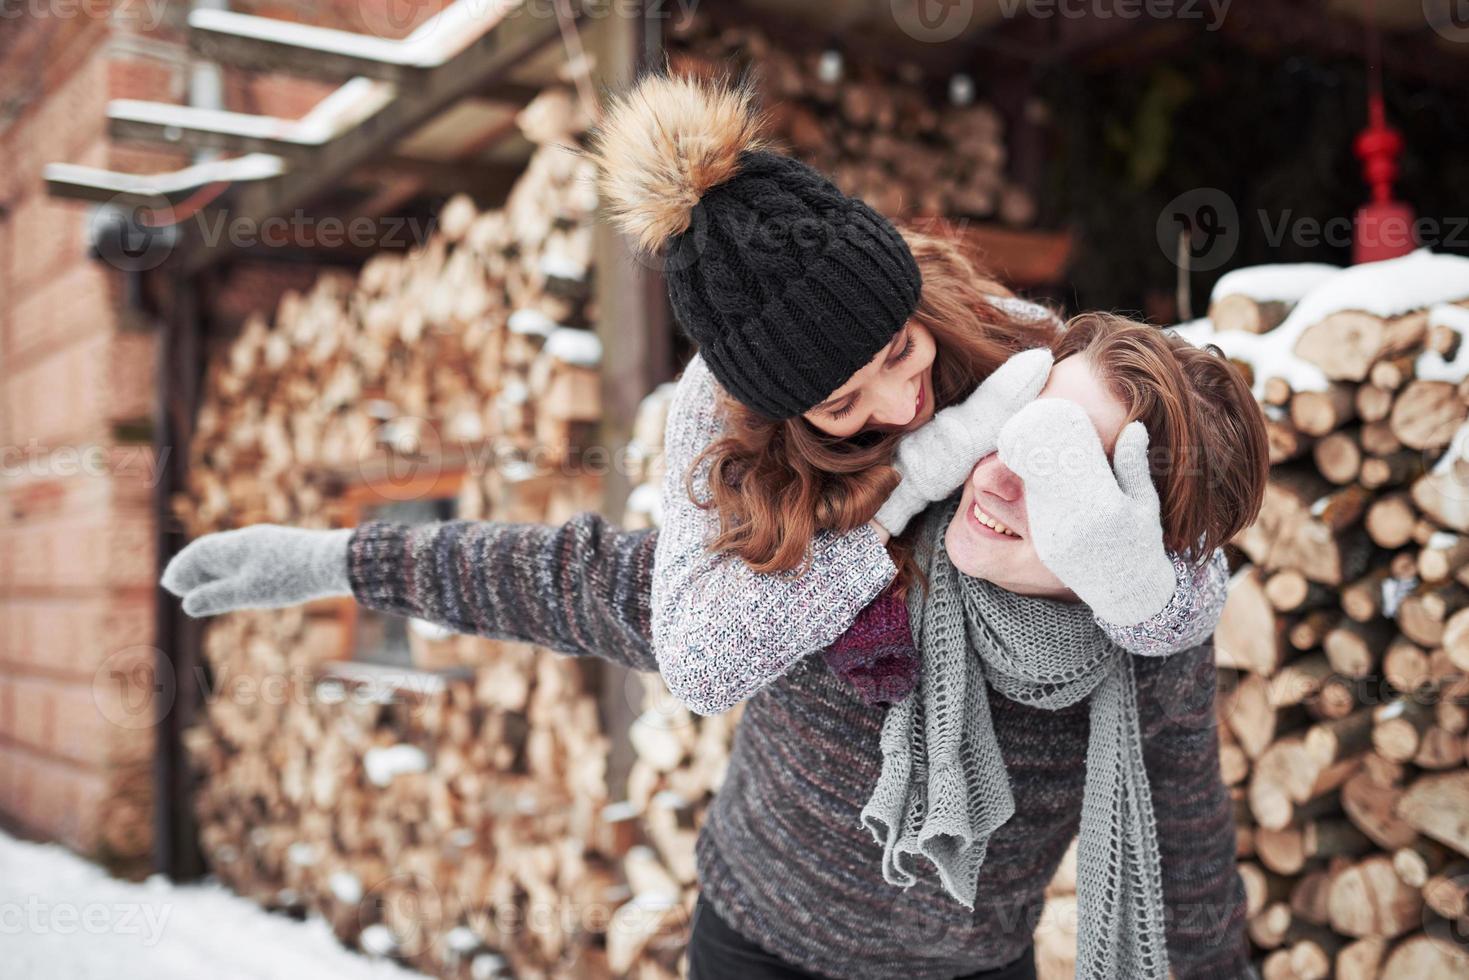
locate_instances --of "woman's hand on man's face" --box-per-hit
[873,347,1053,536]
[995,397,1179,626]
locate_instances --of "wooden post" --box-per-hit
[152,266,209,879]
[588,1,669,799]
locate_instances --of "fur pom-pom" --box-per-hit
[588,73,766,254]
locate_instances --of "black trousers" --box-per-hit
[685,895,1039,980]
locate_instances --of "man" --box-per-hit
[164,314,1268,979]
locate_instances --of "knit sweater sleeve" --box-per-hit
[346,511,658,673]
[1095,548,1230,658]
[652,354,899,715]
[1134,642,1252,979]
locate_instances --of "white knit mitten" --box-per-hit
[875,347,1053,535]
[995,397,1178,626]
[162,524,354,617]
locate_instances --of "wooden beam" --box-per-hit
[107,78,394,158]
[43,154,285,207]
[188,10,430,84]
[186,0,535,83]
[181,0,567,272]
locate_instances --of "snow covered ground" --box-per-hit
[0,829,426,980]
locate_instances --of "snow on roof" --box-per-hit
[1210,263,1340,303]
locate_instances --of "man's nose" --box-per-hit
[975,453,1024,501]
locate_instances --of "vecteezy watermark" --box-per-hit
[997,0,1231,31]
[1257,210,1469,253]
[890,0,979,42]
[1158,190,1469,270]
[0,898,172,945]
[90,197,178,274]
[352,0,700,41]
[89,192,436,273]
[1156,188,1241,273]
[0,0,168,31]
[1,442,171,485]
[92,646,176,731]
[193,210,433,253]
[1424,0,1469,43]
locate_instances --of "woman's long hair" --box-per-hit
[689,228,1060,589]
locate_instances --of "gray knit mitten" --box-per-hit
[875,347,1053,535]
[161,524,354,617]
[995,397,1178,626]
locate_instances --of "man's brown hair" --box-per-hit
[1051,312,1270,561]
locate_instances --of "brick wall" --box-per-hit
[0,0,450,872]
[0,9,185,872]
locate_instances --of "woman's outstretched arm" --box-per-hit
[347,511,659,674]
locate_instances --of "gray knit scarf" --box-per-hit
[859,502,1170,980]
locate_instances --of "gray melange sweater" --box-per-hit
[348,513,1248,979]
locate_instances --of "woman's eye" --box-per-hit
[829,403,855,420]
[891,337,916,363]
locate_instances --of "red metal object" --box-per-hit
[1353,2,1416,264]
[1353,94,1416,264]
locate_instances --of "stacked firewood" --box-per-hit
[665,11,1036,227]
[173,88,643,979]
[1191,255,1469,978]
[177,87,601,534]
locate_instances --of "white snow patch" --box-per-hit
[1413,305,1469,383]
[363,744,429,787]
[1174,251,1469,401]
[1432,421,1469,475]
[329,871,364,905]
[0,829,425,979]
[1427,531,1460,551]
[626,482,663,524]
[359,924,398,957]
[1269,249,1469,353]
[408,616,453,641]
[1167,319,1330,400]
[544,327,602,367]
[1210,263,1340,303]
[1431,303,1469,333]
[497,378,530,407]
[507,308,557,337]
[1382,576,1418,619]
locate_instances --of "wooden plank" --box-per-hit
[186,0,531,83]
[43,154,285,206]
[188,10,430,84]
[107,78,395,158]
[182,0,566,272]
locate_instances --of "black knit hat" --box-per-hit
[590,75,922,419]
